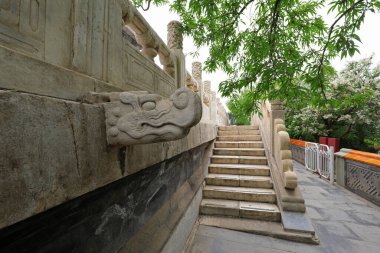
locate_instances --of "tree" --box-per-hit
[133,0,380,108]
[226,89,254,125]
[285,57,380,151]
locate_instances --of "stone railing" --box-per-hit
[335,149,380,206]
[0,0,184,99]
[253,101,298,189]
[252,100,305,212]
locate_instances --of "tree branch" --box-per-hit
[317,0,365,99]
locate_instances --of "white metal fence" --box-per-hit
[305,142,335,183]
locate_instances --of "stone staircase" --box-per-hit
[196,125,318,244]
[200,125,281,222]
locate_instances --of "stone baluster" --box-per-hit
[203,80,211,106]
[210,91,217,123]
[269,100,285,154]
[167,21,185,87]
[192,62,203,99]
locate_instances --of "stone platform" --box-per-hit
[188,161,380,253]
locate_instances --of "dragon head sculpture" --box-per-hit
[103,88,202,145]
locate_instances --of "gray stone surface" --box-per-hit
[281,211,315,234]
[190,161,380,253]
[103,87,202,145]
[161,187,202,253]
[0,91,216,229]
[0,143,211,253]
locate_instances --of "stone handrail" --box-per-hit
[253,100,298,189]
[252,100,305,212]
[122,1,177,79]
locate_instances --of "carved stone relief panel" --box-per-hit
[0,0,46,57]
[130,56,155,92]
[156,72,175,97]
[346,160,380,206]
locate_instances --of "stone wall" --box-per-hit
[335,149,380,206]
[0,143,212,253]
[0,1,224,252]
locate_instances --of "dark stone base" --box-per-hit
[0,143,210,253]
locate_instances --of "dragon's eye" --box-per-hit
[173,92,189,109]
[142,101,156,111]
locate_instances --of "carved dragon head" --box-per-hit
[104,88,202,145]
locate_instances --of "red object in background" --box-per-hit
[327,138,340,151]
[319,136,328,145]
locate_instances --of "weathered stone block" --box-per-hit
[0,91,121,229]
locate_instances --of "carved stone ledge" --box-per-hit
[85,88,202,145]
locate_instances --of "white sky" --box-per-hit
[139,4,380,108]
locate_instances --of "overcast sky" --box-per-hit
[140,4,380,107]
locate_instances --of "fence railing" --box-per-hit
[305,142,335,183]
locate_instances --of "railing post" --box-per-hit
[329,146,335,184]
[192,62,203,101]
[269,100,285,156]
[167,20,185,88]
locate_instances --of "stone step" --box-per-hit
[217,130,260,136]
[213,148,265,156]
[199,216,319,245]
[209,164,270,176]
[200,199,280,222]
[205,174,273,188]
[217,135,261,141]
[219,125,259,131]
[215,141,264,149]
[203,185,276,203]
[211,155,267,165]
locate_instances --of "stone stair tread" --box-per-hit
[201,199,279,212]
[209,163,270,169]
[219,126,259,131]
[205,174,273,188]
[215,141,263,143]
[204,185,275,194]
[207,174,271,181]
[216,133,261,137]
[211,155,267,159]
[213,148,265,151]
[217,130,261,136]
[198,216,319,244]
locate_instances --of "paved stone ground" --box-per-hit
[189,161,380,253]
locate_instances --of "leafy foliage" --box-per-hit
[133,0,380,108]
[226,89,255,125]
[285,57,380,151]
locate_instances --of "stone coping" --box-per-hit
[342,149,380,167]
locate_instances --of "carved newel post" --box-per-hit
[167,21,185,88]
[210,91,217,123]
[186,72,198,92]
[270,100,298,189]
[192,62,203,100]
[270,100,284,152]
[203,80,211,106]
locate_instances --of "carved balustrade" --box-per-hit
[122,1,177,79]
[253,100,298,189]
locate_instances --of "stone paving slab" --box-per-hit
[190,161,380,253]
